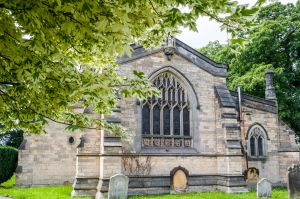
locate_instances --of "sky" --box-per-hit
[177,0,298,49]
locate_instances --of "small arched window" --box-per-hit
[141,73,191,148]
[247,125,268,158]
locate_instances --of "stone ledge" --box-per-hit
[98,174,247,194]
[222,113,238,119]
[101,153,244,157]
[278,149,300,152]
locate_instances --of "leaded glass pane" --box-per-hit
[153,105,160,135]
[258,136,263,156]
[163,106,170,135]
[183,107,190,136]
[142,105,150,135]
[250,136,256,156]
[173,107,180,135]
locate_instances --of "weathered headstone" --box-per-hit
[173,170,187,191]
[245,167,260,182]
[108,174,129,199]
[170,166,189,193]
[288,164,300,199]
[257,178,272,198]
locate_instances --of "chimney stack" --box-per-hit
[265,69,276,101]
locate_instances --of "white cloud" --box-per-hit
[177,0,298,49]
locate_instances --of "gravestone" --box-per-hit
[170,166,189,193]
[173,170,187,190]
[288,164,300,199]
[245,167,260,182]
[257,178,272,198]
[108,174,129,199]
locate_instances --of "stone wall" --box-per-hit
[278,152,300,184]
[241,104,281,183]
[16,41,299,196]
[240,99,300,185]
[119,51,224,154]
[114,50,248,194]
[16,121,80,187]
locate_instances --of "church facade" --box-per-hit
[16,39,300,197]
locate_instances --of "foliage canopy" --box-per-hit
[0,0,262,136]
[199,1,300,134]
[0,129,24,148]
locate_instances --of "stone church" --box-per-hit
[16,38,300,197]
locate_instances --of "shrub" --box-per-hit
[0,146,18,184]
[0,129,24,148]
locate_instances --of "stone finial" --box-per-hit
[265,69,276,101]
[164,34,175,60]
[166,33,175,47]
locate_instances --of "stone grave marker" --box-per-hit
[245,167,259,182]
[170,166,189,193]
[288,164,300,199]
[173,170,187,190]
[108,174,129,199]
[257,178,272,198]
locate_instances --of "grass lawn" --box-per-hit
[0,175,91,199]
[130,189,288,199]
[0,175,289,199]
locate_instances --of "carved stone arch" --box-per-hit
[246,123,270,140]
[170,166,189,191]
[148,66,200,110]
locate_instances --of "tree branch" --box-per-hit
[0,82,20,86]
[149,0,161,17]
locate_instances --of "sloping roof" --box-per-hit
[117,38,227,77]
[215,85,236,108]
[215,86,278,114]
[230,91,277,113]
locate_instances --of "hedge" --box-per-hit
[0,146,18,184]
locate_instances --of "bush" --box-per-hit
[0,146,18,184]
[0,129,24,148]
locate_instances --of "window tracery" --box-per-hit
[141,73,191,148]
[247,125,267,158]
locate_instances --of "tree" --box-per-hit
[0,0,263,136]
[0,129,24,148]
[199,2,300,134]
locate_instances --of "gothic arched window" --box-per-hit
[141,73,192,148]
[247,125,268,158]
